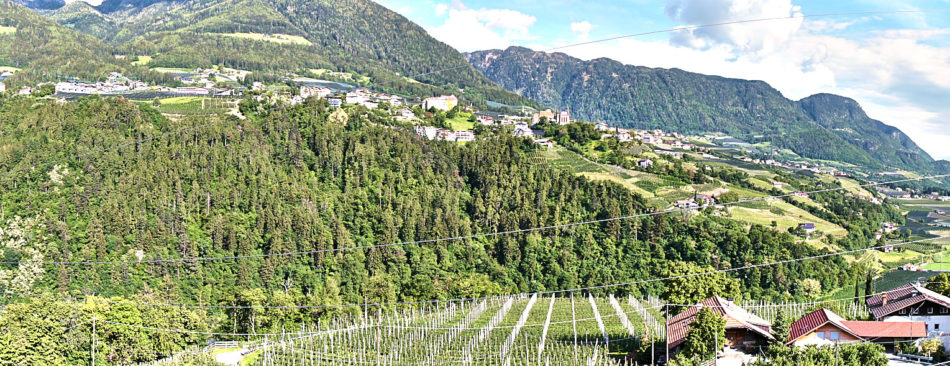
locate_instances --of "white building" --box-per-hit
[868,283,950,348]
[421,95,458,111]
[300,85,332,99]
[455,130,475,142]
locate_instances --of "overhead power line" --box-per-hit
[4,235,948,310]
[5,173,947,266]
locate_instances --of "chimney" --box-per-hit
[882,293,888,306]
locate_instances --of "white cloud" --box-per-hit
[570,21,594,40]
[665,0,803,55]
[559,22,950,160]
[434,3,448,16]
[426,1,536,51]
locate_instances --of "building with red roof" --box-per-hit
[787,308,925,351]
[666,297,773,353]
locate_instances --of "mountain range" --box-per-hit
[4,0,531,106]
[465,47,946,173]
[4,0,947,175]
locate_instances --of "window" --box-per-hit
[816,331,825,340]
[942,307,948,314]
[937,324,941,330]
[930,307,935,314]
[830,331,840,341]
[901,308,908,315]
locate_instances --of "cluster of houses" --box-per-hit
[879,187,950,202]
[531,109,572,125]
[54,72,148,95]
[740,156,838,175]
[667,283,950,363]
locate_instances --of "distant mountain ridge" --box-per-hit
[9,0,533,107]
[466,46,940,172]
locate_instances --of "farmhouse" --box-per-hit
[798,223,816,235]
[867,283,950,343]
[787,308,924,351]
[667,297,773,353]
[638,159,653,168]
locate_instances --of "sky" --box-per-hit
[374,0,950,161]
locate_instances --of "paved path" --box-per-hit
[215,349,247,366]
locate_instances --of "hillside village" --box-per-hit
[5,66,950,366]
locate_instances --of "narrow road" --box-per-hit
[215,349,246,366]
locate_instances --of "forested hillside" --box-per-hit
[466,47,940,172]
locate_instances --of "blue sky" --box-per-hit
[376,0,950,161]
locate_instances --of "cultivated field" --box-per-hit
[213,32,313,46]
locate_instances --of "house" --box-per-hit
[617,131,633,142]
[299,85,332,99]
[595,122,609,131]
[512,124,534,138]
[656,150,682,159]
[18,86,32,95]
[792,191,809,199]
[901,263,920,271]
[0,82,5,93]
[696,194,716,205]
[641,135,662,145]
[867,283,950,340]
[437,129,457,142]
[786,308,925,351]
[772,181,786,189]
[327,98,342,108]
[345,92,368,105]
[477,115,495,125]
[455,130,475,142]
[533,139,554,148]
[667,297,773,354]
[532,109,556,124]
[798,223,816,235]
[882,222,899,234]
[421,95,458,111]
[556,109,571,125]
[414,126,439,140]
[638,159,654,169]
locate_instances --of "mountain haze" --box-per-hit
[466,46,939,172]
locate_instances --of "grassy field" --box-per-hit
[0,66,19,73]
[726,199,847,238]
[151,67,195,74]
[0,26,15,35]
[131,55,152,66]
[212,32,312,46]
[447,114,475,131]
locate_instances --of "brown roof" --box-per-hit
[786,309,863,345]
[867,283,950,319]
[666,297,773,348]
[841,320,926,339]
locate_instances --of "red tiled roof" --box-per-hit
[666,297,773,349]
[786,309,862,345]
[841,320,926,339]
[867,283,950,319]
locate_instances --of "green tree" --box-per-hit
[682,308,726,361]
[771,310,791,344]
[663,262,741,309]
